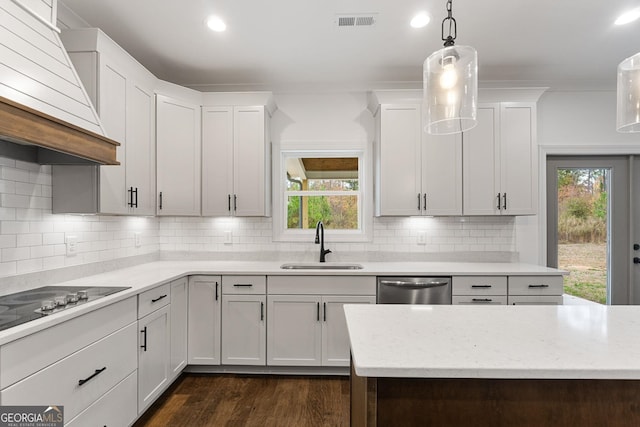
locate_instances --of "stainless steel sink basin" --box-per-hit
[280,262,364,270]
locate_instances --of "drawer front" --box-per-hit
[1,322,137,421]
[452,296,507,305]
[508,295,564,305]
[0,297,136,389]
[268,275,376,295]
[452,276,507,295]
[508,276,563,296]
[222,275,266,294]
[138,282,171,318]
[66,371,137,427]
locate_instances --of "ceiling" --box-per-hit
[59,0,640,91]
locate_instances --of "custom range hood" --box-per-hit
[0,0,118,165]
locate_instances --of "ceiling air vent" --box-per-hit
[336,14,377,28]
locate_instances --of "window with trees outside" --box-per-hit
[274,148,371,242]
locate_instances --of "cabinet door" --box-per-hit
[188,276,222,365]
[321,296,376,367]
[156,94,201,216]
[233,106,268,216]
[202,107,233,216]
[170,277,188,378]
[138,305,170,412]
[97,57,128,214]
[376,105,422,216]
[463,104,501,215]
[267,295,322,366]
[422,132,463,215]
[221,294,266,365]
[499,103,536,215]
[126,80,156,215]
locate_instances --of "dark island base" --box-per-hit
[351,365,640,426]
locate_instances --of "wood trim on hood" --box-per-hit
[0,95,119,165]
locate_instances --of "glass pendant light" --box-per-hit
[424,0,477,135]
[616,52,640,133]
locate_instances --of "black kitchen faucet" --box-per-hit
[314,221,332,262]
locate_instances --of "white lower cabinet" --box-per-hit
[221,276,267,365]
[321,296,376,366]
[453,275,564,306]
[138,303,170,413]
[452,276,508,306]
[188,275,222,365]
[267,295,322,366]
[508,276,564,305]
[1,322,137,422]
[66,371,138,427]
[266,276,376,367]
[170,277,188,378]
[0,298,137,425]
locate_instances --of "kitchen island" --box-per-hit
[345,304,640,426]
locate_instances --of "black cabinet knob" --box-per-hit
[634,244,640,251]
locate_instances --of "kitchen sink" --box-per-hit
[280,262,364,270]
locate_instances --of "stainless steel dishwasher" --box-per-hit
[377,276,452,304]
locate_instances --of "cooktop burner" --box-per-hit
[0,286,130,331]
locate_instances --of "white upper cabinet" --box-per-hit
[156,94,202,216]
[52,28,156,215]
[370,89,543,217]
[463,101,538,215]
[372,96,462,216]
[202,94,275,217]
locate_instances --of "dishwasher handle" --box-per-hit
[378,280,449,289]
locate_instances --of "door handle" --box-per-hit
[423,193,427,211]
[503,193,507,210]
[159,192,163,210]
[496,193,501,210]
[417,193,421,211]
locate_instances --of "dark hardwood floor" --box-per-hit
[134,374,350,427]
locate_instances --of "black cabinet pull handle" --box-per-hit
[233,284,253,287]
[323,302,327,321]
[140,327,147,351]
[471,285,492,288]
[472,298,493,302]
[234,194,237,211]
[528,284,549,288]
[134,187,138,208]
[151,294,167,303]
[423,193,427,211]
[496,193,501,210]
[503,193,507,210]
[127,187,133,207]
[78,366,107,386]
[417,193,421,211]
[260,302,264,321]
[317,302,320,321]
[228,194,231,212]
[634,257,640,264]
[215,282,219,301]
[159,192,163,210]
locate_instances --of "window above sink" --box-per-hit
[272,141,372,243]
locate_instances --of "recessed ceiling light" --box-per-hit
[206,15,227,32]
[410,12,430,29]
[615,8,640,25]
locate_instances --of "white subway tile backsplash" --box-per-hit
[0,155,519,279]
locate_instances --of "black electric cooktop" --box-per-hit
[0,286,130,331]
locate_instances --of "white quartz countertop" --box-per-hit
[345,304,640,380]
[0,260,565,345]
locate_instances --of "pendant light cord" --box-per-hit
[442,0,457,47]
